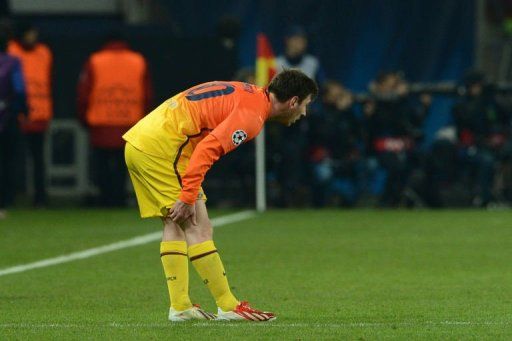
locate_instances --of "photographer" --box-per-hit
[308,80,364,206]
[364,71,430,207]
[451,71,509,206]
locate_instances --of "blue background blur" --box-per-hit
[27,0,475,145]
[167,0,475,145]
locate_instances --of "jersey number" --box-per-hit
[185,82,235,101]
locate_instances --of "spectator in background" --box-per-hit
[364,71,430,207]
[8,23,53,207]
[267,25,325,206]
[78,33,152,207]
[233,67,255,84]
[499,138,512,203]
[308,80,364,206]
[276,25,325,86]
[0,31,28,219]
[495,91,512,203]
[214,16,241,80]
[451,71,509,207]
[421,127,459,207]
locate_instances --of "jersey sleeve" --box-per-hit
[179,103,265,205]
[210,103,265,154]
[179,134,224,204]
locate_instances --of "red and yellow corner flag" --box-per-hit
[255,33,276,87]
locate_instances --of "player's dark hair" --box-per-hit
[268,69,318,104]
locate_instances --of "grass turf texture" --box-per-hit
[0,209,511,339]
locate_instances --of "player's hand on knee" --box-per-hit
[168,200,197,226]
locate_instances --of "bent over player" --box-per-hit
[123,70,318,321]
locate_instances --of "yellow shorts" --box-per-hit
[125,142,206,218]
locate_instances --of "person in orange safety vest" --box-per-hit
[78,34,152,207]
[8,23,52,207]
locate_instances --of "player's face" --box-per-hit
[282,95,313,126]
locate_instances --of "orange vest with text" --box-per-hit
[86,49,146,127]
[8,41,53,125]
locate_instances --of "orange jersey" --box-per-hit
[123,81,271,204]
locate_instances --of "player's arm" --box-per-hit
[168,134,223,224]
[180,106,262,204]
[179,134,225,205]
[169,107,263,224]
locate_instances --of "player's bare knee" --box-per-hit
[199,222,213,239]
[182,220,213,243]
[161,217,185,241]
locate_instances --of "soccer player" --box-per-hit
[123,70,318,321]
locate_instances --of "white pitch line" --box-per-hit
[0,321,510,329]
[0,210,256,277]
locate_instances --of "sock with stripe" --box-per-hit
[188,240,239,311]
[160,241,193,311]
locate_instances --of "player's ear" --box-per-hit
[289,96,299,108]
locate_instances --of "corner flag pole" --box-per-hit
[255,33,276,212]
[255,130,266,212]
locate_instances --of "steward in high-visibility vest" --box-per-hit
[85,48,146,127]
[7,24,52,207]
[78,41,152,148]
[8,38,52,133]
[78,40,152,206]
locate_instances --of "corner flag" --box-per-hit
[255,33,276,86]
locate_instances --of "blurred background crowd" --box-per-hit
[1,0,512,213]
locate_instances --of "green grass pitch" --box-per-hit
[1,209,511,339]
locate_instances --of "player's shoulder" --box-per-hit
[233,82,268,105]
[232,83,270,123]
[233,81,259,93]
[187,81,255,90]
[182,81,264,102]
[188,81,258,89]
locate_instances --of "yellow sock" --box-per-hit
[189,240,239,311]
[160,241,192,311]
